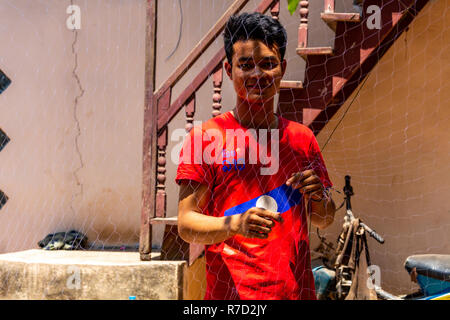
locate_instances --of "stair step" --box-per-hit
[280,80,303,89]
[296,47,333,60]
[321,12,361,31]
[150,217,178,225]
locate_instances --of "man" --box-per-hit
[176,12,336,300]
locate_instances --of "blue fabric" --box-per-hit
[223,184,303,216]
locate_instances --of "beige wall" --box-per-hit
[312,0,450,295]
[0,0,147,251]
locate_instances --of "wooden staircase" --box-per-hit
[278,0,430,134]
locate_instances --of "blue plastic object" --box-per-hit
[416,274,450,297]
[312,266,336,298]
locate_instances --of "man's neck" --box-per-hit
[232,99,278,130]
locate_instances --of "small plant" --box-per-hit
[287,0,301,15]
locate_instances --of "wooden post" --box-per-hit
[298,1,309,49]
[140,0,157,261]
[212,63,223,118]
[155,87,171,218]
[156,127,168,218]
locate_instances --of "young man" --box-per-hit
[176,12,336,300]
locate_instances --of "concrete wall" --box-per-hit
[0,0,147,251]
[312,0,450,295]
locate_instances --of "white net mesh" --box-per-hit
[0,0,447,300]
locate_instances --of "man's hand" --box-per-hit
[285,169,325,201]
[285,169,335,229]
[230,207,282,239]
[178,181,282,244]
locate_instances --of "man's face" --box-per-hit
[225,39,286,105]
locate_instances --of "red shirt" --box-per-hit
[176,111,332,300]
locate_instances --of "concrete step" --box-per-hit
[0,249,188,300]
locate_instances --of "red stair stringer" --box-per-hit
[278,0,430,135]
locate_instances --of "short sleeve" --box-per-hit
[307,135,333,189]
[175,126,215,188]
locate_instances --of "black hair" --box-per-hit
[223,12,287,65]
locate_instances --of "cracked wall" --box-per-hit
[0,0,146,252]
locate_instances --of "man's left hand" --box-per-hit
[286,169,324,201]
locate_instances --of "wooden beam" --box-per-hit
[139,0,157,261]
[158,49,225,132]
[154,0,250,100]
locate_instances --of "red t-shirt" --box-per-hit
[176,111,332,300]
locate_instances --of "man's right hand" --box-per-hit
[178,181,283,244]
[230,207,282,239]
